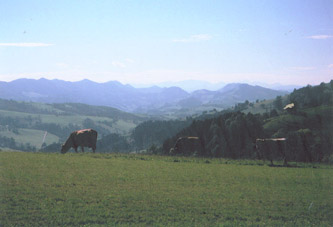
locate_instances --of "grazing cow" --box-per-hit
[61,129,97,154]
[170,137,204,155]
[255,138,288,166]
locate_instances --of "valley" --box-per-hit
[0,79,332,165]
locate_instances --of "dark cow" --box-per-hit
[170,137,204,156]
[61,129,97,153]
[255,138,288,166]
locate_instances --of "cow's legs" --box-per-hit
[74,146,78,153]
[270,159,274,166]
[282,142,288,166]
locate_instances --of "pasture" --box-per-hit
[1,151,332,226]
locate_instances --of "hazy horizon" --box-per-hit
[1,0,332,86]
[1,76,310,93]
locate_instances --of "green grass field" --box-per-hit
[1,152,332,226]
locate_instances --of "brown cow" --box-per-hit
[255,138,287,166]
[170,137,204,156]
[61,129,97,153]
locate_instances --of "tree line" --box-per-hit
[131,118,193,150]
[162,80,333,163]
[163,112,264,158]
[0,136,36,152]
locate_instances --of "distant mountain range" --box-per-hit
[134,80,301,92]
[182,83,288,107]
[137,80,226,92]
[0,78,289,114]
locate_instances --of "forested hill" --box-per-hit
[163,81,333,163]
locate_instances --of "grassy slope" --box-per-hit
[0,108,138,148]
[242,99,275,115]
[0,128,59,148]
[1,152,332,226]
[243,95,289,115]
[0,109,136,130]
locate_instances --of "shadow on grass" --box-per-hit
[268,163,319,168]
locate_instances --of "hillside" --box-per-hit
[215,83,288,104]
[162,81,333,163]
[172,83,288,111]
[0,99,147,151]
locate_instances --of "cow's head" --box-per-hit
[61,144,67,154]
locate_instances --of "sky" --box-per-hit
[0,0,332,86]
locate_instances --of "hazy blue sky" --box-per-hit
[0,0,332,86]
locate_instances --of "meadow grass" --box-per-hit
[0,151,332,226]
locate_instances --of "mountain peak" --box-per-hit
[78,79,94,83]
